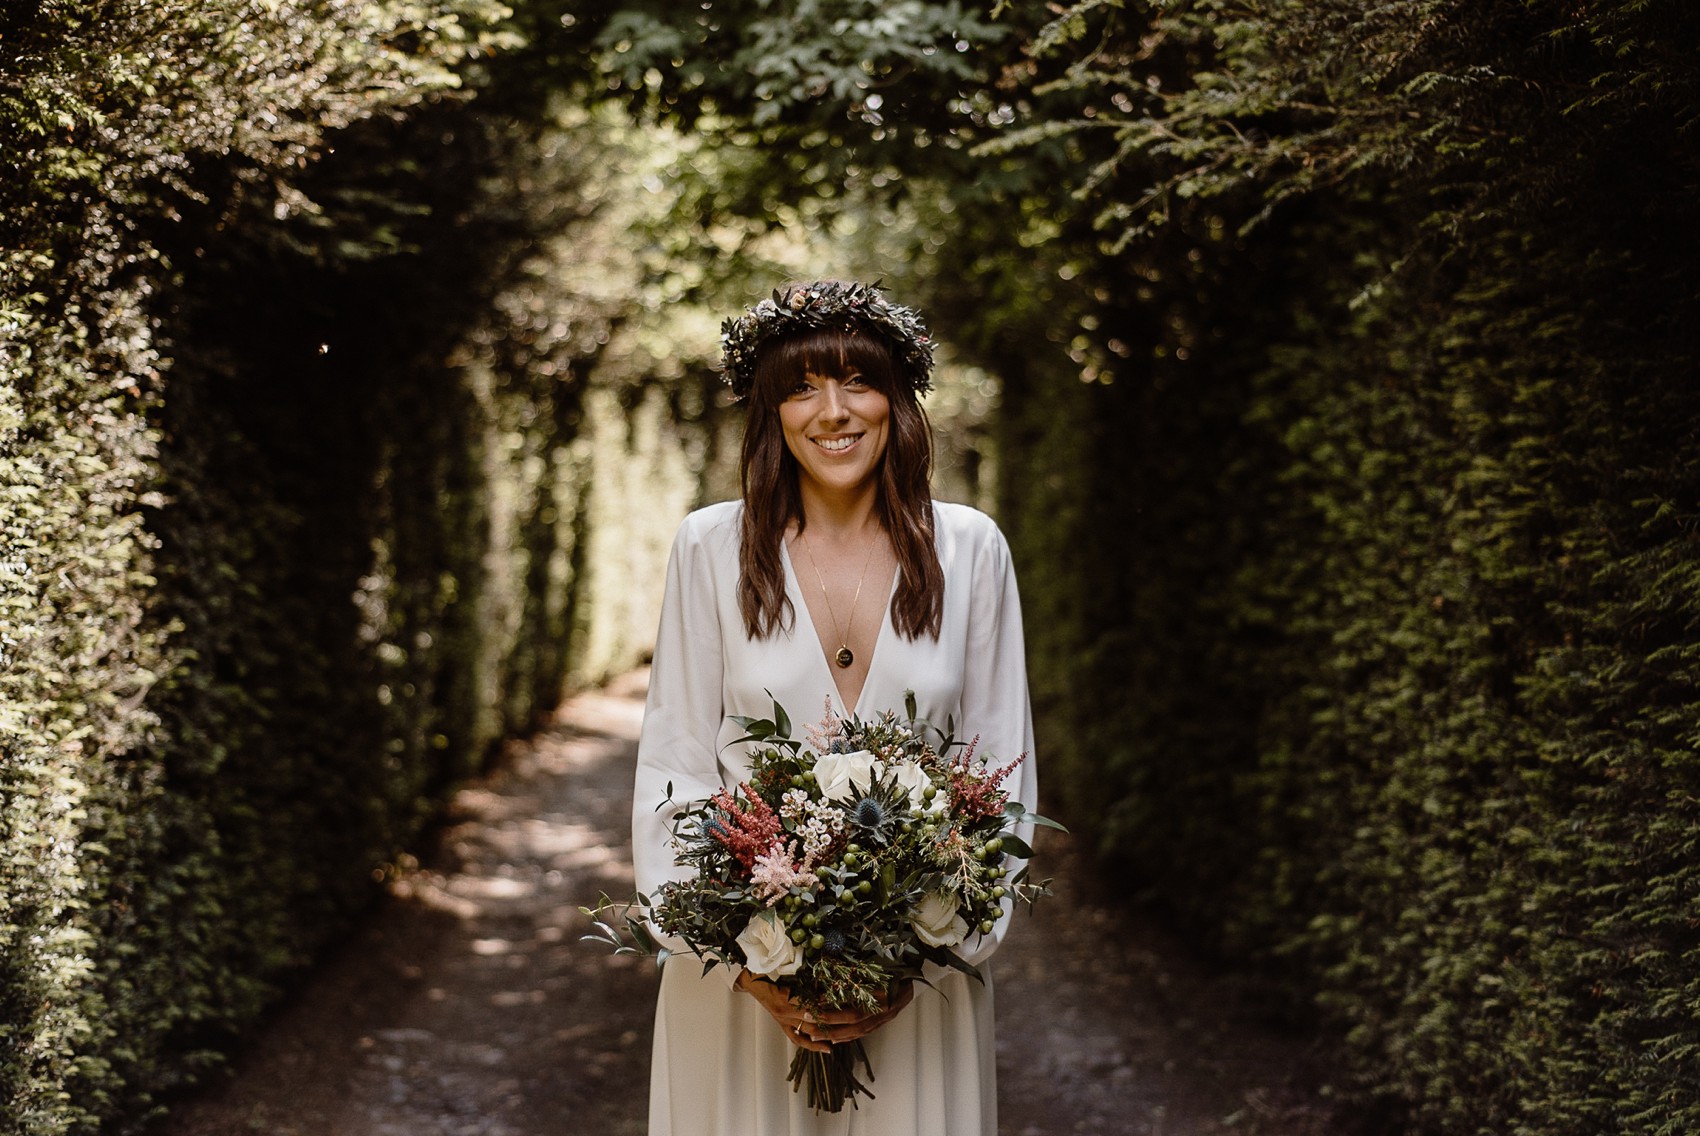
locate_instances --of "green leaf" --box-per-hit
[935,949,985,984]
[1005,800,1068,831]
[998,834,1035,859]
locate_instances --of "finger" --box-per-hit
[788,1025,831,1052]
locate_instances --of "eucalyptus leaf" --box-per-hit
[999,834,1035,859]
[1005,800,1068,832]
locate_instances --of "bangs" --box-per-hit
[750,327,902,402]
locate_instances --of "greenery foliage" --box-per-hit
[985,3,1700,1133]
[0,2,715,1129]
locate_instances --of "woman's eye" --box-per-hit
[842,375,868,390]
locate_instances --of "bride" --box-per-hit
[632,280,1037,1135]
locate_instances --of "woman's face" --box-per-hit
[778,367,891,499]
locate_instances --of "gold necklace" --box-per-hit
[797,528,880,669]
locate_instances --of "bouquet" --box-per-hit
[585,692,1061,1112]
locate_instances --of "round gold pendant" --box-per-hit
[835,646,854,669]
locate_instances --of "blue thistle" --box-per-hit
[846,780,907,846]
[821,928,848,955]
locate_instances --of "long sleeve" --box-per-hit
[953,517,1038,967]
[632,512,729,907]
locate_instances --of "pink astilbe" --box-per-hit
[750,840,821,906]
[805,697,845,753]
[708,784,784,869]
[948,736,1029,822]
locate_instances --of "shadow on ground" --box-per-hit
[153,671,1343,1136]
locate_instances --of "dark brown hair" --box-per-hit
[737,326,944,642]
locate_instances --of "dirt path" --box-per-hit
[153,671,1342,1136]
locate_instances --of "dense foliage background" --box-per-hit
[2,0,1697,1132]
[0,2,710,1127]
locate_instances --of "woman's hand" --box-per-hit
[734,971,915,1052]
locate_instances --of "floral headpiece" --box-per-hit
[719,280,935,402]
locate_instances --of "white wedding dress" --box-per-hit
[632,499,1038,1136]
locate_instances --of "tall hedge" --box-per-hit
[0,2,694,1128]
[987,3,1700,1132]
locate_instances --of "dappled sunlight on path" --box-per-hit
[154,671,1340,1136]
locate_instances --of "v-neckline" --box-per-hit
[779,540,895,716]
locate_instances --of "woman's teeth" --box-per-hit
[814,435,859,452]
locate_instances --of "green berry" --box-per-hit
[790,927,807,943]
[856,880,873,895]
[809,933,825,951]
[979,919,996,935]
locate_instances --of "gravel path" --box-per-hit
[153,670,1343,1136]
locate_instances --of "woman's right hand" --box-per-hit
[734,971,914,1052]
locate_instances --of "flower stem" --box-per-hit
[787,1039,876,1112]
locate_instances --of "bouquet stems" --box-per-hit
[788,1039,875,1112]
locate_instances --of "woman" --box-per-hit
[632,280,1037,1135]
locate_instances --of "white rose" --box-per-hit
[813,749,882,803]
[888,760,936,811]
[737,911,804,979]
[910,890,969,948]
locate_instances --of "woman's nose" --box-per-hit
[819,381,848,420]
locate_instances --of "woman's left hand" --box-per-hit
[801,981,915,1047]
[735,971,914,1050]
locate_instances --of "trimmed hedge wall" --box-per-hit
[992,4,1700,1132]
[0,3,703,1129]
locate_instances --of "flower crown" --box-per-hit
[719,280,935,402]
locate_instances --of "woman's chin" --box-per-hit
[800,465,880,498]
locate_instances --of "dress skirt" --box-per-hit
[649,960,996,1136]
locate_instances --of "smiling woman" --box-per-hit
[630,280,1038,1135]
[779,369,892,506]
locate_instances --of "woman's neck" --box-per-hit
[796,481,881,539]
